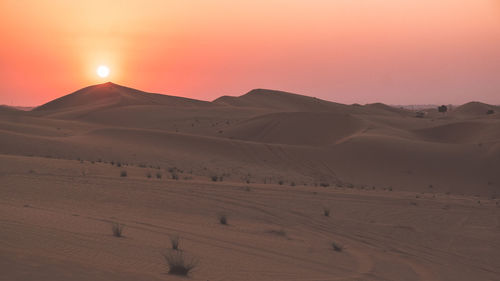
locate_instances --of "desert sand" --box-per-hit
[1,82,499,280]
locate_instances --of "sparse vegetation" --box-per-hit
[323,208,330,217]
[170,235,180,250]
[332,242,343,252]
[487,109,495,115]
[146,172,152,178]
[211,175,218,182]
[117,162,122,167]
[320,182,330,187]
[171,172,179,180]
[120,170,127,177]
[111,222,125,237]
[156,172,162,179]
[163,251,198,276]
[278,180,284,185]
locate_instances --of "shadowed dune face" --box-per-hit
[223,111,365,145]
[1,83,500,281]
[413,121,500,144]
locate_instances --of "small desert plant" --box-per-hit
[111,222,125,237]
[146,172,152,178]
[120,170,127,177]
[278,180,284,185]
[267,229,287,237]
[332,242,343,252]
[170,235,180,250]
[218,213,228,225]
[211,175,218,182]
[171,172,179,180]
[117,162,122,167]
[156,172,162,179]
[323,208,330,217]
[320,182,330,187]
[163,251,198,276]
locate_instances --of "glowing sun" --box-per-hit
[97,65,110,78]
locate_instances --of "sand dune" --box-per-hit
[1,82,499,280]
[214,88,349,112]
[452,101,498,117]
[34,82,212,118]
[222,111,366,145]
[0,105,21,112]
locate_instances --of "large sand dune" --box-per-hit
[1,82,499,280]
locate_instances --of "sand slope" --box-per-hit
[0,155,499,281]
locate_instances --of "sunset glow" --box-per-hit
[97,65,110,78]
[1,0,499,106]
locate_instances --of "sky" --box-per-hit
[0,0,499,106]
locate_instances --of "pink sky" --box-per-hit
[1,0,499,106]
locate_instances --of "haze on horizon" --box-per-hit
[1,0,499,106]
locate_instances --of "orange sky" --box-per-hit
[1,0,499,106]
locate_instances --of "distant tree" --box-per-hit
[438,105,448,114]
[487,109,495,115]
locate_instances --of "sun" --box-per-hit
[97,65,110,78]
